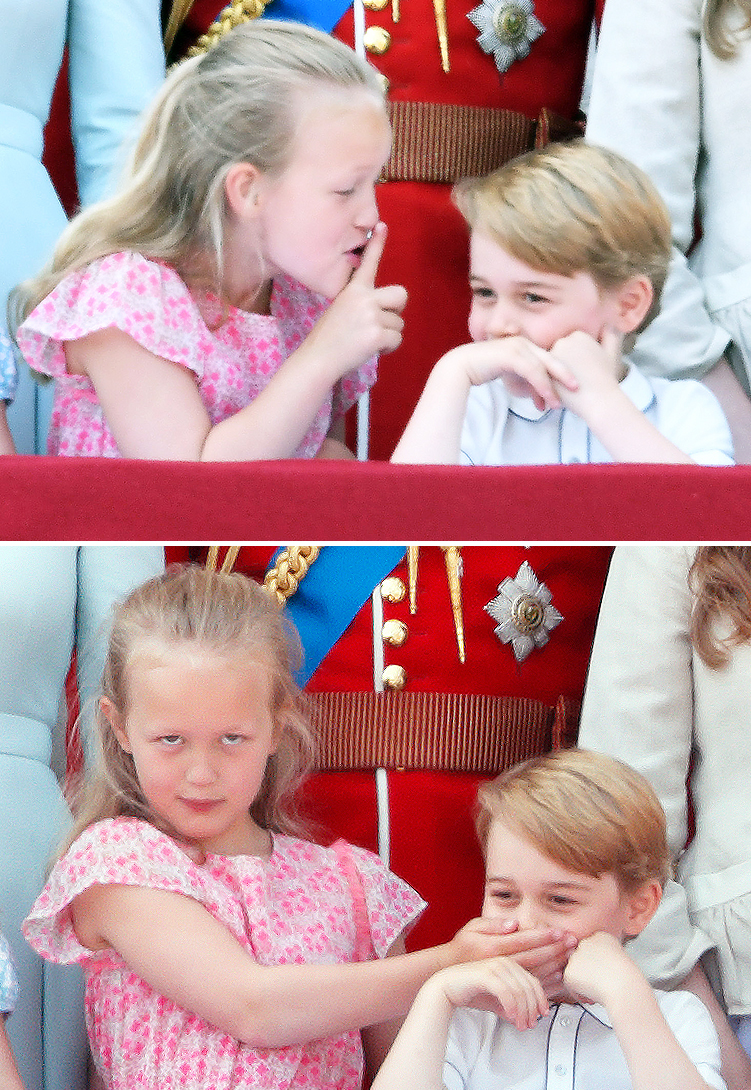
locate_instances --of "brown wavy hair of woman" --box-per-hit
[689,546,751,667]
[704,0,751,59]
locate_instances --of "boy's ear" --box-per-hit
[224,162,265,218]
[622,879,663,938]
[100,697,131,753]
[611,275,654,335]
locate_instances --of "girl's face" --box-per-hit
[104,647,281,856]
[253,86,392,299]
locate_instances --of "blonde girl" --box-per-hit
[24,566,571,1090]
[586,0,751,461]
[13,22,406,459]
[580,545,751,1090]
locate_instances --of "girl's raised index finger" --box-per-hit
[352,221,387,285]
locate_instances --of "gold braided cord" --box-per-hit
[187,0,269,56]
[263,546,321,606]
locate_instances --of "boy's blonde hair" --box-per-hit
[453,140,672,334]
[13,20,384,326]
[65,565,315,851]
[476,748,669,892]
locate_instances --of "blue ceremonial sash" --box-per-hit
[269,546,406,685]
[261,0,352,34]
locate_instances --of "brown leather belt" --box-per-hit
[381,102,582,184]
[307,691,575,773]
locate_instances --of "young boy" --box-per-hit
[371,749,725,1090]
[391,142,733,466]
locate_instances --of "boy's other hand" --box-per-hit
[562,931,641,1007]
[434,958,549,1031]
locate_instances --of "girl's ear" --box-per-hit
[611,275,654,335]
[224,162,264,219]
[622,879,662,938]
[100,697,131,753]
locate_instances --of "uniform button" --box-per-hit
[363,25,392,53]
[554,1065,566,1077]
[380,576,406,603]
[382,664,407,690]
[382,619,409,647]
[560,1016,571,1027]
[364,0,390,9]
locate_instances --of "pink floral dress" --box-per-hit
[16,252,377,457]
[24,818,425,1089]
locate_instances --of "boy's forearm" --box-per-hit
[607,977,715,1090]
[391,352,470,464]
[574,387,693,464]
[370,979,453,1090]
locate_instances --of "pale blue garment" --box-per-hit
[0,932,18,1014]
[0,546,164,1090]
[1,0,164,453]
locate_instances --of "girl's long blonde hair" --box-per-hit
[12,20,383,328]
[64,564,316,852]
[704,0,751,58]
[689,546,751,667]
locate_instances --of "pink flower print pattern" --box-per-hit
[17,252,377,457]
[24,818,425,1090]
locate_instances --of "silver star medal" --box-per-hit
[467,0,545,75]
[484,561,563,663]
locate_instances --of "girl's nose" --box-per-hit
[185,753,216,785]
[355,186,379,230]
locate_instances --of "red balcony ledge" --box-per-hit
[1,457,748,541]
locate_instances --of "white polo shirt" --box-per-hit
[459,361,734,466]
[444,991,725,1090]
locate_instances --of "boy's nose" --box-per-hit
[486,303,521,338]
[515,900,541,930]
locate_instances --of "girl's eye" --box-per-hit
[160,735,182,746]
[222,734,245,745]
[335,188,355,198]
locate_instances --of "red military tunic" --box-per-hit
[169,545,612,950]
[170,0,602,458]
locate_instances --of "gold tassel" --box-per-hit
[442,546,465,663]
[432,0,450,72]
[407,546,420,614]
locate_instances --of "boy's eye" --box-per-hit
[548,894,576,908]
[335,187,355,198]
[522,291,549,305]
[471,286,495,301]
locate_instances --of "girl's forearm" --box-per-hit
[228,944,455,1047]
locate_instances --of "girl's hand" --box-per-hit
[443,917,576,982]
[435,958,548,1031]
[302,222,407,379]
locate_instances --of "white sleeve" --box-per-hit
[659,990,726,1089]
[74,546,165,768]
[68,0,165,205]
[651,377,734,464]
[460,382,510,466]
[579,546,715,986]
[586,0,729,379]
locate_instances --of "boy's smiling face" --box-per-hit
[467,231,625,373]
[481,820,647,946]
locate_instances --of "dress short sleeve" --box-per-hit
[17,252,208,382]
[23,819,214,965]
[0,933,18,1015]
[333,840,426,959]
